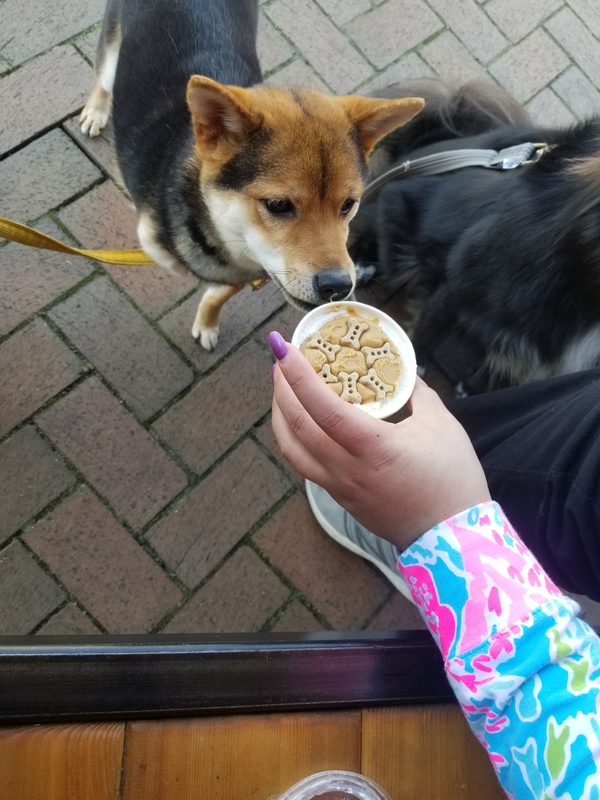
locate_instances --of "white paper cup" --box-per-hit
[291,301,416,419]
[272,770,392,800]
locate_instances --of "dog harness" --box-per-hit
[362,142,550,202]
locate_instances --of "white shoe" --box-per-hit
[305,480,414,603]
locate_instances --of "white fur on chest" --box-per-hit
[559,326,600,374]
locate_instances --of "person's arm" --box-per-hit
[269,331,491,546]
[269,332,600,799]
[399,501,600,798]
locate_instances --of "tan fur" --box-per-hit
[80,83,112,137]
[79,24,121,138]
[185,79,424,333]
[192,283,241,349]
[568,153,600,185]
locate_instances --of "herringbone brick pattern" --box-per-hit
[2,0,600,635]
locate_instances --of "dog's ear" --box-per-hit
[187,76,261,156]
[337,96,424,157]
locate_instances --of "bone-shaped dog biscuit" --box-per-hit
[300,313,402,407]
[338,371,362,404]
[317,363,338,383]
[307,335,341,362]
[341,319,369,349]
[359,368,394,400]
[361,342,397,367]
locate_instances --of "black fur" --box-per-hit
[113,0,261,194]
[109,0,262,269]
[350,80,600,390]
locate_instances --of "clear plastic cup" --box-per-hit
[271,770,392,800]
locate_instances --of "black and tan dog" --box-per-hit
[80,0,423,349]
[351,79,600,390]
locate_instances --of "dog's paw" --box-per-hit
[79,105,109,137]
[79,87,111,137]
[192,322,219,351]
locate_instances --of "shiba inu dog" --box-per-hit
[80,0,423,349]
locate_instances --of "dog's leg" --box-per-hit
[192,283,242,350]
[80,0,121,137]
[136,211,189,277]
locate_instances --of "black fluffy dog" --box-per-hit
[351,79,600,391]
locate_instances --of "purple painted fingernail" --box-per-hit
[268,331,288,360]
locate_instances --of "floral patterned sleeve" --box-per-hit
[397,501,600,800]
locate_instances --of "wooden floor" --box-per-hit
[0,705,506,799]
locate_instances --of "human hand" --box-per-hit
[270,332,491,552]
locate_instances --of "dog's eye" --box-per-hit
[340,198,356,216]
[263,198,295,217]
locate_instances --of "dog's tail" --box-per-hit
[370,78,531,166]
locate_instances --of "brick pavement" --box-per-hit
[2,0,600,636]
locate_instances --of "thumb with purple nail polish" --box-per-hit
[269,331,288,360]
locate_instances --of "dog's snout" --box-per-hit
[314,269,353,302]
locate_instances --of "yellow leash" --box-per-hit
[0,216,154,265]
[0,215,271,289]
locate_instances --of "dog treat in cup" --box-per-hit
[292,301,416,419]
[270,770,392,800]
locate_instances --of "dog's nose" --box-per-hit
[314,269,354,302]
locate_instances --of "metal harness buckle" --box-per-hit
[488,142,550,170]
